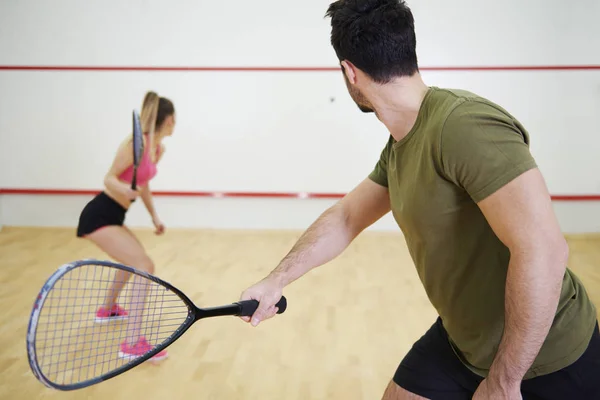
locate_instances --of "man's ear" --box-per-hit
[341,60,358,84]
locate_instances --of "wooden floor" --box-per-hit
[1,227,599,400]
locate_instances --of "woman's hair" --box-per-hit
[139,91,175,161]
[140,91,175,134]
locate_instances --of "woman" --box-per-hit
[76,91,175,361]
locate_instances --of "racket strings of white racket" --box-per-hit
[33,263,189,386]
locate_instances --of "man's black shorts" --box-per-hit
[393,317,600,400]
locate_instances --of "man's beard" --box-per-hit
[345,77,375,114]
[357,103,374,113]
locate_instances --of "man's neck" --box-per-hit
[367,74,430,142]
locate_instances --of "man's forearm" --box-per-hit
[488,246,567,387]
[268,204,356,287]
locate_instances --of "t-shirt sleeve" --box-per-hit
[439,101,538,203]
[368,136,393,187]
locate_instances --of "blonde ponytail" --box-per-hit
[140,91,159,162]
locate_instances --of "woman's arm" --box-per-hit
[104,139,138,200]
[139,184,164,234]
[139,184,158,219]
[140,143,166,234]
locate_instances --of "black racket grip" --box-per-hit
[131,170,137,191]
[130,171,137,202]
[237,296,287,317]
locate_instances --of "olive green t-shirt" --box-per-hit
[369,86,597,379]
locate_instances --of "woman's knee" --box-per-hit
[135,256,155,274]
[85,226,154,273]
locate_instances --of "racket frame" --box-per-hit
[131,110,143,199]
[26,259,285,391]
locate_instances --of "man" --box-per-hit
[239,0,600,399]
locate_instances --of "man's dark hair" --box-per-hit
[325,0,419,84]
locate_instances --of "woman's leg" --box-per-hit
[87,226,155,310]
[85,225,166,360]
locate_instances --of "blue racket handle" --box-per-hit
[237,296,287,317]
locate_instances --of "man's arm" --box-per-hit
[239,177,391,325]
[271,177,391,287]
[475,167,568,395]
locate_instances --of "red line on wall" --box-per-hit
[1,188,598,201]
[0,66,339,72]
[1,65,600,72]
[549,195,600,201]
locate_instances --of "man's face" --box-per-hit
[343,68,375,114]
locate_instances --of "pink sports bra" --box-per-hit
[119,137,159,187]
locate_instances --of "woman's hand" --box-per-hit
[122,185,140,201]
[152,214,165,235]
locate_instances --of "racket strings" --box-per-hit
[32,263,189,387]
[133,111,144,165]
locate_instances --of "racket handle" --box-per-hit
[130,171,137,202]
[237,296,287,317]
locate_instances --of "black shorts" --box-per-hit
[76,192,127,237]
[394,317,600,400]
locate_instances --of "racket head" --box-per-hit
[131,110,144,189]
[26,259,196,391]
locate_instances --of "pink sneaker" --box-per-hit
[118,337,168,361]
[95,304,128,323]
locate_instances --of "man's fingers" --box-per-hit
[258,306,278,322]
[238,282,283,327]
[250,305,268,326]
[266,305,278,317]
[250,299,277,326]
[238,290,255,322]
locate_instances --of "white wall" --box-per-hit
[1,0,599,233]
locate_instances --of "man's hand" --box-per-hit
[472,378,522,400]
[239,276,284,326]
